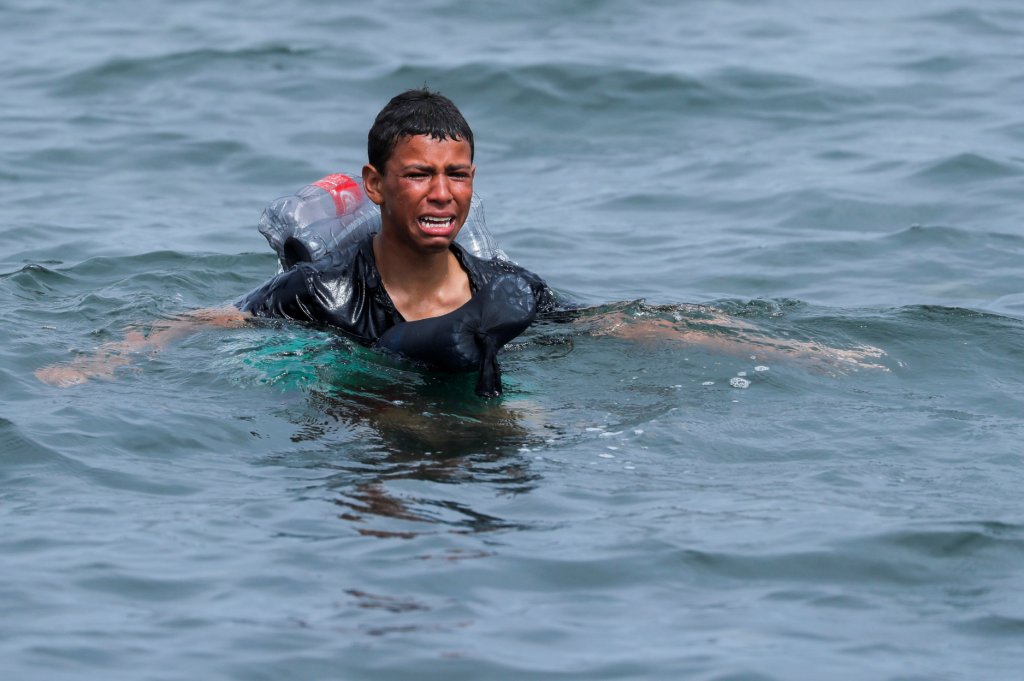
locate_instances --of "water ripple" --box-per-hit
[50,45,315,98]
[911,152,1023,185]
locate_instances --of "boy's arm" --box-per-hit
[35,307,250,387]
[36,261,324,387]
[589,306,887,374]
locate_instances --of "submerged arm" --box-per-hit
[35,307,250,387]
[586,304,887,373]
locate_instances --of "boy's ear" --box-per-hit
[362,164,384,206]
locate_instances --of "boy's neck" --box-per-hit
[372,231,471,321]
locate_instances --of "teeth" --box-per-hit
[420,216,451,224]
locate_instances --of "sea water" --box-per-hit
[3,1,1024,679]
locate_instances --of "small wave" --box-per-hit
[698,221,1024,310]
[680,521,1024,588]
[679,547,934,587]
[382,61,866,125]
[710,66,866,118]
[886,223,1024,248]
[864,521,1024,559]
[1,262,74,287]
[2,410,200,496]
[108,133,252,170]
[44,250,271,279]
[989,292,1024,317]
[898,54,976,75]
[387,61,710,111]
[997,121,1024,143]
[919,7,1023,37]
[50,45,314,98]
[75,572,210,602]
[0,416,75,473]
[910,152,1023,185]
[954,614,1024,637]
[3,252,276,333]
[770,190,938,232]
[891,303,1024,326]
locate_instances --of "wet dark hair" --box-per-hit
[367,88,474,173]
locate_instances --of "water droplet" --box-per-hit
[729,377,751,389]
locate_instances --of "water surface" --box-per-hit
[3,1,1024,679]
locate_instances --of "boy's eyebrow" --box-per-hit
[399,163,473,172]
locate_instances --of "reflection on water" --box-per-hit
[257,348,551,538]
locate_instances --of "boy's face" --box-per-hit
[363,134,475,254]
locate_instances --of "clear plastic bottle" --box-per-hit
[257,174,369,268]
[258,173,505,270]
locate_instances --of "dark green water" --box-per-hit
[3,1,1024,679]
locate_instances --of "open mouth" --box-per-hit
[418,215,456,235]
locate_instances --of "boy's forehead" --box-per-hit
[389,135,473,163]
